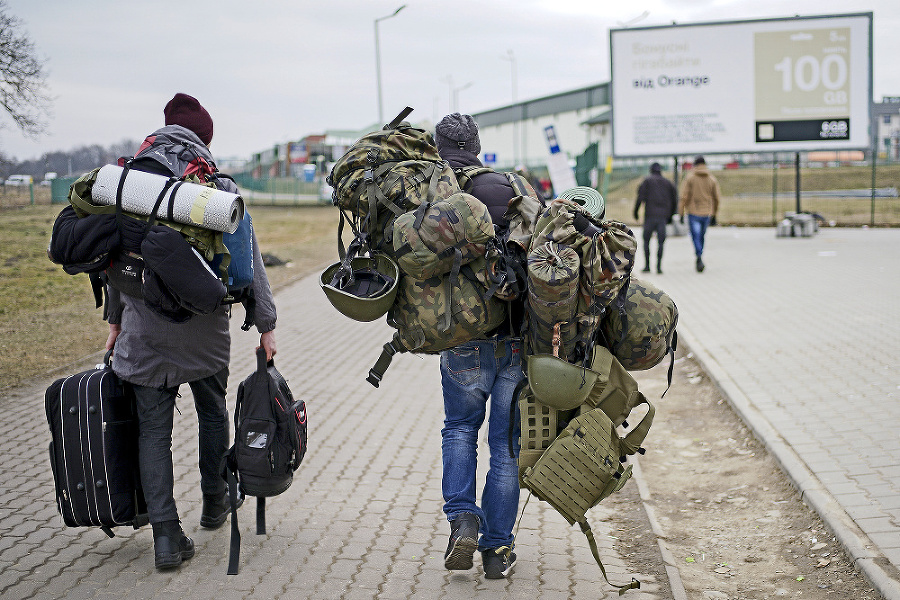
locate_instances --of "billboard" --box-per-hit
[609,13,872,157]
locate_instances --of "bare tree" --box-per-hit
[0,0,51,138]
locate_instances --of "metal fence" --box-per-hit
[602,156,900,227]
[14,159,900,227]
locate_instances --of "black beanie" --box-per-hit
[435,113,481,156]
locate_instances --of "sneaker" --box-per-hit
[641,265,651,273]
[153,521,195,570]
[696,256,705,272]
[200,491,244,529]
[482,546,516,579]
[444,513,479,570]
[656,265,663,274]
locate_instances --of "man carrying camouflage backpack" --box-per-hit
[434,113,536,580]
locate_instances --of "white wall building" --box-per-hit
[472,83,611,173]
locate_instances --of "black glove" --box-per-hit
[633,210,640,222]
[710,215,717,226]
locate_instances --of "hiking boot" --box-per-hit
[482,546,516,579]
[696,256,705,272]
[444,513,479,570]
[153,521,194,570]
[200,491,244,529]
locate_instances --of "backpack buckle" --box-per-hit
[364,169,374,183]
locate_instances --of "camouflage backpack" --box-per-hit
[327,107,459,257]
[525,198,637,366]
[324,108,509,387]
[392,191,494,280]
[601,278,678,375]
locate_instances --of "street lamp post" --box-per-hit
[374,5,406,124]
[501,49,519,165]
[452,81,473,112]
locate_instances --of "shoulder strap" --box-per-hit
[579,519,641,596]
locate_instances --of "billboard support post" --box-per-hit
[795,152,802,214]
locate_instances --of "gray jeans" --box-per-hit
[131,367,229,524]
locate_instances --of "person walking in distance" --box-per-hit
[633,162,678,274]
[433,113,531,580]
[679,155,720,272]
[105,93,278,570]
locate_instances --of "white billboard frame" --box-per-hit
[609,13,873,158]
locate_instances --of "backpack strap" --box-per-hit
[508,378,530,458]
[578,519,641,596]
[367,331,408,388]
[619,398,654,457]
[226,459,242,575]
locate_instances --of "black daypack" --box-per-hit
[225,348,307,575]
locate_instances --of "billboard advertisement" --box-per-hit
[609,13,872,157]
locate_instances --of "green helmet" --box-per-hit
[320,253,399,322]
[526,354,600,410]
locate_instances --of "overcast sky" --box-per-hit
[3,0,899,164]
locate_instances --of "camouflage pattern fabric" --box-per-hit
[388,257,507,353]
[602,278,678,371]
[525,242,581,359]
[328,122,460,254]
[392,191,494,280]
[526,198,637,365]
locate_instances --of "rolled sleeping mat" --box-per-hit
[91,164,244,233]
[557,186,605,220]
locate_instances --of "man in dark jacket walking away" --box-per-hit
[433,113,530,580]
[105,93,278,571]
[634,162,678,274]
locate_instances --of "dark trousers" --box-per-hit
[131,368,229,524]
[642,217,668,267]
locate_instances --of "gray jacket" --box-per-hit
[108,126,276,388]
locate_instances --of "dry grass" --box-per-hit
[0,203,341,390]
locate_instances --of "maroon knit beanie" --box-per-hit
[163,93,213,145]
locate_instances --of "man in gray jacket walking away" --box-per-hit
[105,93,278,570]
[634,162,678,274]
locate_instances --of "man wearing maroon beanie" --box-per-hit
[163,92,214,146]
[106,92,278,571]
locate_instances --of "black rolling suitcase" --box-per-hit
[45,350,148,537]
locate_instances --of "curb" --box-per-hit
[631,456,690,600]
[677,327,900,600]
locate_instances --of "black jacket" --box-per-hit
[635,173,678,222]
[440,147,514,226]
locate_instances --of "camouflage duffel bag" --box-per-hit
[392,191,494,280]
[388,257,507,354]
[525,241,580,359]
[601,278,678,371]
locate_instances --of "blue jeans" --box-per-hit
[688,214,711,257]
[131,368,229,524]
[440,336,524,550]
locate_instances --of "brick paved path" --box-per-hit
[0,268,665,599]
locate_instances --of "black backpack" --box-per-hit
[225,348,307,574]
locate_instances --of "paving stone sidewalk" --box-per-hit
[0,267,665,599]
[639,225,900,600]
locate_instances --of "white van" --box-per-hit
[4,174,33,186]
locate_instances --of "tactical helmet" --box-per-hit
[320,253,399,322]
[527,354,600,410]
